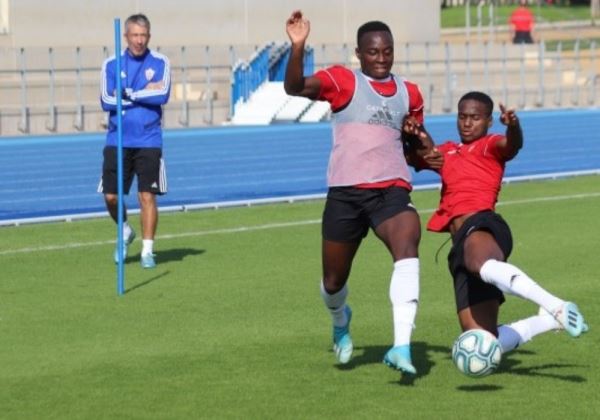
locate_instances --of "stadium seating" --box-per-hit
[0,25,598,135]
[229,42,318,125]
[299,101,331,123]
[231,82,290,125]
[230,81,329,125]
[273,95,312,122]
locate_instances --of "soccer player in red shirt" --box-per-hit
[509,0,535,44]
[284,10,440,375]
[403,91,588,359]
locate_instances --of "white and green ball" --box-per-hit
[452,328,502,377]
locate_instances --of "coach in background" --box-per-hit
[99,13,171,269]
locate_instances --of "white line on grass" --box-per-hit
[0,220,321,256]
[1,191,599,256]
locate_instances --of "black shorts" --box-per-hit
[99,146,167,195]
[322,186,417,242]
[448,211,513,311]
[513,31,533,44]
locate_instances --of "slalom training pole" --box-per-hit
[114,18,125,295]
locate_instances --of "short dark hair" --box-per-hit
[459,91,494,116]
[356,21,392,47]
[125,13,151,33]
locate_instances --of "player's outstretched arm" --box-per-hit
[284,10,320,99]
[402,115,443,171]
[497,103,523,160]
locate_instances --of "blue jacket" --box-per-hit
[101,48,171,148]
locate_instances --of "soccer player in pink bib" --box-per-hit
[284,10,439,374]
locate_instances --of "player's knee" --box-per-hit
[138,192,156,207]
[464,238,504,274]
[322,274,348,293]
[465,257,488,275]
[391,241,419,260]
[104,194,118,206]
[459,315,498,337]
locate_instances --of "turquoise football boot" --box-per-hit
[140,253,156,269]
[383,345,417,375]
[553,302,588,337]
[333,306,353,364]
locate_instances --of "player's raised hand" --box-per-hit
[286,10,310,44]
[497,102,523,159]
[499,103,519,127]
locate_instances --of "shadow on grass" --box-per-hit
[155,247,205,263]
[334,341,451,386]
[121,248,205,293]
[457,384,503,391]
[125,270,171,294]
[453,349,587,390]
[333,342,587,386]
[124,247,205,264]
[496,349,587,383]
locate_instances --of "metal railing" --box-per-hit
[0,39,597,136]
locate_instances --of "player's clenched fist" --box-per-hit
[286,10,310,44]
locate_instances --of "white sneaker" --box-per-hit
[540,302,588,337]
[113,230,136,263]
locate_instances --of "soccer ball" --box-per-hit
[452,329,502,377]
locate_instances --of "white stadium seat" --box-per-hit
[231,82,290,125]
[274,96,312,122]
[232,81,331,125]
[299,100,331,123]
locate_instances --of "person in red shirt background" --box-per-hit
[403,91,588,363]
[510,0,535,44]
[284,10,440,375]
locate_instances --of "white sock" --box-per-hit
[142,239,154,256]
[122,222,132,240]
[498,314,560,353]
[479,259,564,313]
[320,281,348,328]
[389,258,419,347]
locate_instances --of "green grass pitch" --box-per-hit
[0,175,598,419]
